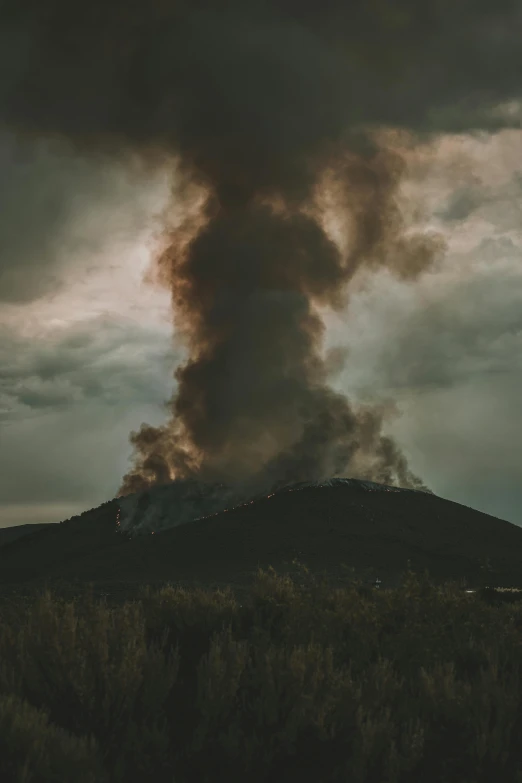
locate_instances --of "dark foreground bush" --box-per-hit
[0,690,108,783]
[1,565,522,783]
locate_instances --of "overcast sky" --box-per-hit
[1,124,522,528]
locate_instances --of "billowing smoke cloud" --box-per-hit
[2,0,522,496]
[120,145,443,493]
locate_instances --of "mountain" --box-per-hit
[1,479,522,603]
[116,477,427,537]
[0,523,55,548]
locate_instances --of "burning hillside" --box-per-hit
[117,476,428,538]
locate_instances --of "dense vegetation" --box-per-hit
[1,563,522,783]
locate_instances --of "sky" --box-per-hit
[1,125,522,528]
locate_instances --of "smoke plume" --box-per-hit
[2,0,521,495]
[120,144,444,494]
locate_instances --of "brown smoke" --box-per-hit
[119,140,443,495]
[2,0,521,495]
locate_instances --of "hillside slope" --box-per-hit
[0,523,54,548]
[1,481,521,600]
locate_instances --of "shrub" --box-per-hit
[0,565,522,782]
[0,690,108,783]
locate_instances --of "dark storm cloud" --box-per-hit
[2,1,522,141]
[3,0,522,497]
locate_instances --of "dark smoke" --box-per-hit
[2,0,522,496]
[120,146,443,494]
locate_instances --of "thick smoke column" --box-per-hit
[121,145,442,493]
[2,0,521,495]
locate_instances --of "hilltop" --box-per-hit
[1,479,521,604]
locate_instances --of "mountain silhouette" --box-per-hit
[1,479,521,603]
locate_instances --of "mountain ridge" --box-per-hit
[1,478,521,603]
[117,476,429,538]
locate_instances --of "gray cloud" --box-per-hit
[389,377,522,526]
[0,130,168,303]
[0,315,177,525]
[0,402,169,524]
[432,167,522,228]
[331,236,522,406]
[0,316,177,420]
[435,185,492,223]
[325,233,522,525]
[374,271,522,392]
